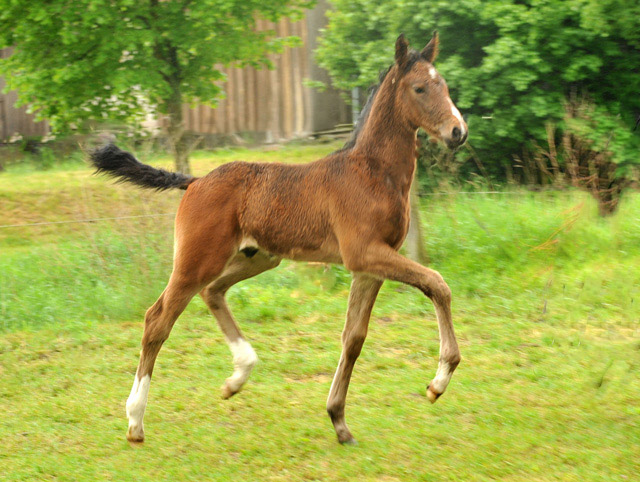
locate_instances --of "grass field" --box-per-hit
[1,143,639,481]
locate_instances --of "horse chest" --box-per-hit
[371,189,411,248]
[388,197,411,247]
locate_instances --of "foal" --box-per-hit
[91,33,467,445]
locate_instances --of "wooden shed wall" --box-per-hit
[0,2,349,142]
[0,48,50,141]
[178,17,316,141]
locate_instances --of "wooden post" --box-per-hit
[406,176,429,264]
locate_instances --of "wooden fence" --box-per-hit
[0,2,350,143]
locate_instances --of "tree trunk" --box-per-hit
[173,136,191,175]
[166,89,191,175]
[406,176,429,264]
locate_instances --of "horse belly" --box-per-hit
[282,238,343,264]
[242,226,341,264]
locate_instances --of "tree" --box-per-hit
[316,0,640,180]
[0,0,313,173]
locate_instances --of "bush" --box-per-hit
[316,0,640,180]
[524,97,640,216]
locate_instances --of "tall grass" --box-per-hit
[421,191,640,327]
[0,224,172,331]
[1,188,638,333]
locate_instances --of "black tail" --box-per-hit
[89,144,196,191]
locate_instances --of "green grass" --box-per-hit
[1,144,638,481]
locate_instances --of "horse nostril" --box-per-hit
[452,127,461,141]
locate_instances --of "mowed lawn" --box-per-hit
[1,143,638,481]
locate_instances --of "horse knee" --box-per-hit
[436,279,452,304]
[342,331,367,363]
[426,271,451,304]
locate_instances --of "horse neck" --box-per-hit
[351,76,418,191]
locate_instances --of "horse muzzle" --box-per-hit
[443,125,468,149]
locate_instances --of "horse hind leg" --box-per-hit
[200,250,281,399]
[126,229,238,442]
[126,275,201,442]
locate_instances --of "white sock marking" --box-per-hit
[431,361,453,393]
[126,374,150,431]
[226,338,258,392]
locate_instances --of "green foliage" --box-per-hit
[317,0,640,176]
[0,0,313,132]
[565,100,640,178]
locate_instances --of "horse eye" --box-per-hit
[414,86,425,94]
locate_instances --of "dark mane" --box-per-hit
[341,49,422,151]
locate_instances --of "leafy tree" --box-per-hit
[0,0,313,173]
[316,0,640,180]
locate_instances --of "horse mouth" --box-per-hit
[444,136,467,150]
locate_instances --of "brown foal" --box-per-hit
[91,33,467,445]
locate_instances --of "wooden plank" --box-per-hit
[236,65,245,133]
[198,105,205,134]
[256,19,271,135]
[269,21,282,141]
[298,17,312,134]
[246,66,256,133]
[212,91,218,134]
[291,20,306,136]
[252,20,263,134]
[279,18,294,138]
[226,66,236,133]
[258,64,270,134]
[201,104,211,134]
[215,70,226,134]
[199,106,204,134]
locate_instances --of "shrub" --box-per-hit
[316,0,640,180]
[520,97,639,215]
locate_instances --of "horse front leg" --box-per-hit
[343,243,461,404]
[327,273,383,444]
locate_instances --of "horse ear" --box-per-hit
[421,31,439,63]
[395,34,410,70]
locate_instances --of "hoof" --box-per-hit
[126,425,145,443]
[336,427,357,445]
[339,437,358,446]
[426,383,442,404]
[221,382,238,400]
